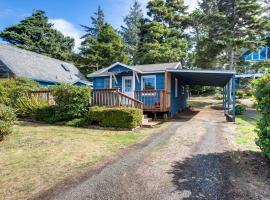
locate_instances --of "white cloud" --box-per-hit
[49,19,82,52]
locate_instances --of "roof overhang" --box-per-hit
[167,69,236,87]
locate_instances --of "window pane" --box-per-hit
[245,53,252,61]
[143,77,155,90]
[260,47,267,60]
[253,51,259,60]
[124,78,132,92]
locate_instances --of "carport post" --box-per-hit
[222,86,226,113]
[224,84,227,113]
[232,74,236,118]
[227,81,230,115]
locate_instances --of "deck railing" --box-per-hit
[135,90,170,112]
[30,90,55,105]
[92,89,143,109]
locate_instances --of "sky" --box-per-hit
[0,0,198,50]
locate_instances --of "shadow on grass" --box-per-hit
[168,151,270,200]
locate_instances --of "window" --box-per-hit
[0,72,9,79]
[252,51,259,60]
[61,64,70,71]
[104,78,110,88]
[141,75,156,90]
[124,77,132,92]
[175,78,178,97]
[260,47,267,60]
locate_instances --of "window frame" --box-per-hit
[141,75,156,91]
[104,78,110,88]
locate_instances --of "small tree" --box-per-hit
[253,73,270,158]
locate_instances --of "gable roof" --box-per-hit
[0,44,90,85]
[88,62,181,77]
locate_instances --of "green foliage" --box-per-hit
[0,104,16,140]
[87,106,143,129]
[190,86,216,95]
[135,0,189,64]
[51,84,91,121]
[235,104,247,115]
[81,23,128,69]
[0,78,40,106]
[190,0,269,70]
[65,118,88,127]
[120,1,144,64]
[14,96,50,117]
[236,90,245,99]
[253,74,270,158]
[0,10,75,61]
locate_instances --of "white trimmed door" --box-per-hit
[122,76,134,98]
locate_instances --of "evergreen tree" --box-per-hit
[80,6,105,41]
[192,0,269,70]
[81,23,128,69]
[0,10,75,61]
[135,0,189,64]
[120,1,144,64]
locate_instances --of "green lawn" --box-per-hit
[0,121,168,200]
[235,115,260,151]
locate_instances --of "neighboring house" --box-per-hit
[243,45,270,62]
[89,62,236,117]
[0,44,90,87]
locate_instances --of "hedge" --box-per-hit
[253,74,270,158]
[0,104,16,140]
[87,106,143,129]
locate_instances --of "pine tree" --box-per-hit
[0,10,75,61]
[192,0,269,70]
[120,1,144,64]
[80,6,105,41]
[81,23,128,69]
[135,0,189,64]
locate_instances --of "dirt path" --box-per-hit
[43,108,270,200]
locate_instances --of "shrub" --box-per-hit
[0,78,40,106]
[15,96,50,117]
[87,106,143,129]
[253,74,270,158]
[65,118,88,127]
[236,90,245,99]
[51,84,91,121]
[235,104,246,115]
[0,104,16,140]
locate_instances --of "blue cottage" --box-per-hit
[89,62,188,116]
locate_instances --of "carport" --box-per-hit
[167,69,236,121]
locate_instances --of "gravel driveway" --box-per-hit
[42,108,269,200]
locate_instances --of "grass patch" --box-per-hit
[235,115,259,151]
[188,100,213,109]
[0,121,168,200]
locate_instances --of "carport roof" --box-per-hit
[167,69,236,87]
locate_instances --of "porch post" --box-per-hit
[222,86,225,113]
[132,71,136,98]
[109,73,112,88]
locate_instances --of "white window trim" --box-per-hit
[175,78,178,98]
[122,76,133,93]
[141,75,156,90]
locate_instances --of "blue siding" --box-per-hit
[170,73,188,116]
[93,77,108,89]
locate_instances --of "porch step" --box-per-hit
[142,121,160,128]
[143,118,152,123]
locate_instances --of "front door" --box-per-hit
[122,76,134,98]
